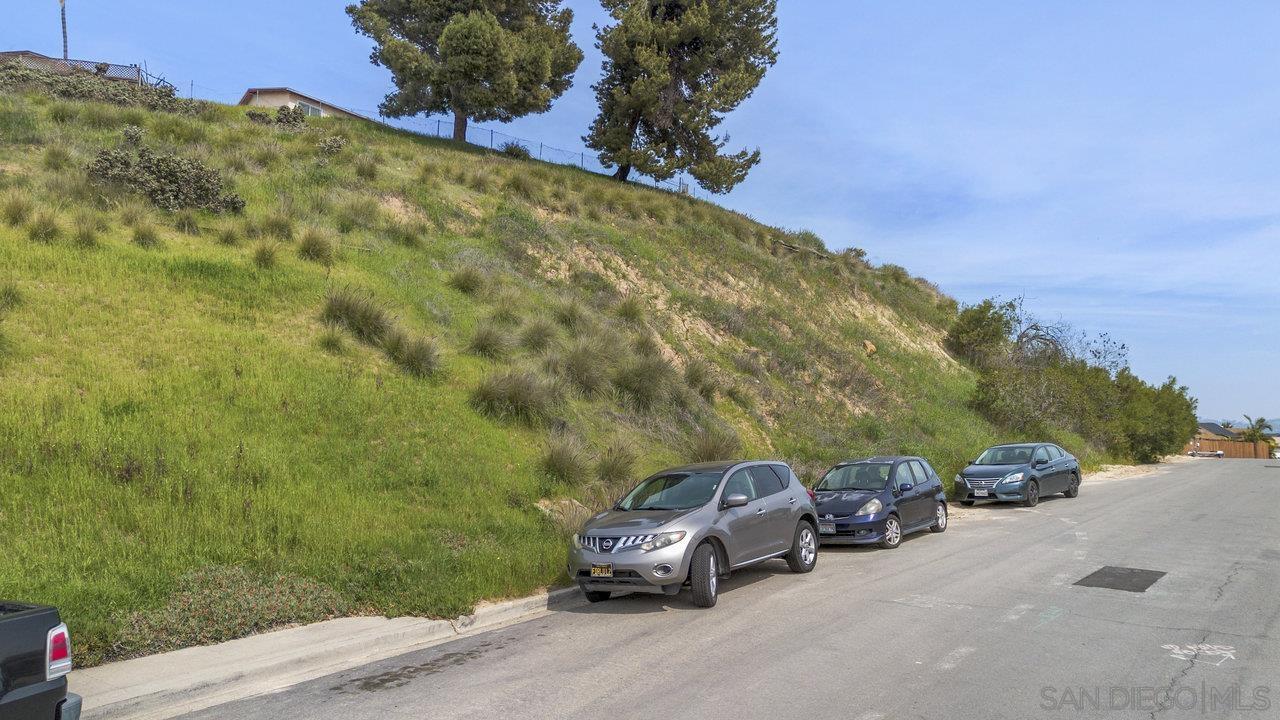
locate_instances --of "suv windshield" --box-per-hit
[816,463,890,491]
[617,472,723,511]
[975,446,1034,465]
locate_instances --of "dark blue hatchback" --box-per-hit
[813,456,948,549]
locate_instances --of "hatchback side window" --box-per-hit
[723,469,758,503]
[893,463,915,489]
[910,461,933,486]
[749,466,786,496]
[1033,446,1051,464]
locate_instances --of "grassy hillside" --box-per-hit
[0,74,1108,664]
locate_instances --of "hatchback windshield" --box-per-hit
[975,446,1034,465]
[815,463,890,491]
[617,472,723,511]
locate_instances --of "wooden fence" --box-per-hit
[1182,438,1273,459]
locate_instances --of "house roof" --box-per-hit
[1197,422,1238,438]
[238,87,371,121]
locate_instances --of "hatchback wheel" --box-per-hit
[929,502,948,533]
[879,515,902,549]
[583,590,610,603]
[1022,481,1040,508]
[689,542,719,608]
[1064,473,1080,498]
[786,521,818,573]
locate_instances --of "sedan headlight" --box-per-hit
[954,474,963,485]
[1000,471,1025,485]
[855,498,883,516]
[571,533,583,550]
[640,531,686,553]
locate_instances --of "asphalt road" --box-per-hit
[185,459,1279,720]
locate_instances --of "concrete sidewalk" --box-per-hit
[73,588,583,720]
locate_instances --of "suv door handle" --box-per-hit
[788,497,796,504]
[755,507,765,516]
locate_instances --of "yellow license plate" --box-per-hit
[590,563,613,578]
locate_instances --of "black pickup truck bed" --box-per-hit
[0,602,80,720]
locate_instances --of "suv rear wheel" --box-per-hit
[689,542,719,608]
[785,521,818,573]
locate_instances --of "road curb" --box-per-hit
[74,587,584,720]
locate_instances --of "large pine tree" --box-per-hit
[584,0,778,193]
[348,0,583,141]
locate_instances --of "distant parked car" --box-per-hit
[0,601,80,720]
[568,461,819,608]
[1188,449,1224,458]
[956,443,1080,507]
[812,456,947,549]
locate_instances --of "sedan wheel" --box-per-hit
[879,515,902,549]
[929,503,947,533]
[1022,481,1040,508]
[1064,473,1080,498]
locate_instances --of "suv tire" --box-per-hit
[583,590,610,603]
[1064,473,1080,498]
[929,502,947,533]
[785,521,818,573]
[1022,480,1040,508]
[879,514,903,549]
[689,542,719,608]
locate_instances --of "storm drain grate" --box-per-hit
[1074,566,1166,593]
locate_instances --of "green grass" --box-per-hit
[0,82,1123,667]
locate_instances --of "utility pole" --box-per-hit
[59,0,69,59]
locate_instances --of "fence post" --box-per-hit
[539,142,543,160]
[490,129,494,148]
[436,119,441,137]
[580,152,585,169]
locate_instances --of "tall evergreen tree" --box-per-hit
[347,1,583,141]
[584,0,778,193]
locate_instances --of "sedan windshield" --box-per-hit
[815,463,890,491]
[617,472,723,511]
[975,446,1034,465]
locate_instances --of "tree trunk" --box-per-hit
[452,110,468,143]
[60,2,69,60]
[613,164,632,182]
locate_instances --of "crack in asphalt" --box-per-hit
[1148,561,1245,719]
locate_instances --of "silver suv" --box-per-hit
[568,461,819,608]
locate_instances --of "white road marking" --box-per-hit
[935,646,976,671]
[892,594,975,611]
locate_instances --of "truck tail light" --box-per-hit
[47,623,72,681]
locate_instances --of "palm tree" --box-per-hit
[59,0,68,60]
[1239,415,1274,444]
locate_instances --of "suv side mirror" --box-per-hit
[723,493,750,509]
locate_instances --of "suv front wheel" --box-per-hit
[785,521,818,573]
[689,542,719,608]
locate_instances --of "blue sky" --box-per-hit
[6,1,1278,421]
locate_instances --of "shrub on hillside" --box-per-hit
[541,433,590,485]
[251,243,276,268]
[594,439,637,486]
[322,287,392,344]
[945,298,1018,365]
[355,157,379,181]
[131,222,160,248]
[471,368,559,425]
[275,105,306,130]
[0,282,22,314]
[172,209,201,236]
[683,359,719,401]
[382,328,442,377]
[1,192,33,227]
[26,211,62,243]
[545,336,611,394]
[297,229,335,267]
[317,135,348,157]
[72,211,101,248]
[0,61,205,115]
[448,267,486,296]
[613,355,674,410]
[87,146,244,213]
[688,425,742,463]
[519,317,558,352]
[499,142,532,161]
[469,322,514,360]
[613,295,646,325]
[115,566,348,660]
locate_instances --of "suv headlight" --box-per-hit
[639,531,686,552]
[855,498,883,516]
[572,533,584,550]
[1000,471,1025,485]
